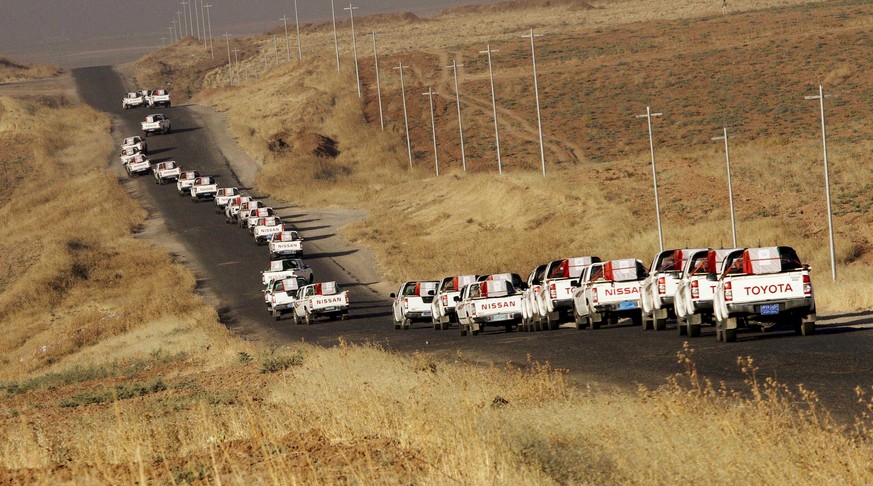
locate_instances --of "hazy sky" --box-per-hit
[0,0,491,68]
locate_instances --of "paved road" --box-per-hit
[73,66,873,418]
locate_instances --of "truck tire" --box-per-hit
[630,312,642,327]
[546,313,559,331]
[574,311,584,330]
[433,319,440,331]
[305,312,313,326]
[504,324,513,333]
[677,317,688,336]
[688,324,701,338]
[801,322,815,336]
[588,312,601,330]
[293,313,301,325]
[402,318,411,330]
[640,309,653,330]
[654,316,667,331]
[341,312,349,321]
[723,328,737,342]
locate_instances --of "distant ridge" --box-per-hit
[441,0,596,15]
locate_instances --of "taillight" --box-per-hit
[803,275,812,296]
[591,287,598,304]
[549,283,557,299]
[442,294,448,306]
[271,295,276,303]
[471,304,477,317]
[690,280,699,299]
[345,293,350,305]
[403,298,409,309]
[724,281,733,302]
[658,277,666,295]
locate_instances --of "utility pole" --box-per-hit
[371,32,384,130]
[480,44,503,175]
[233,48,241,85]
[281,14,291,61]
[345,3,361,97]
[169,25,175,44]
[161,37,167,47]
[202,3,209,50]
[711,127,738,247]
[422,87,440,176]
[273,35,279,67]
[635,106,665,252]
[293,0,302,60]
[193,0,201,41]
[181,2,188,38]
[176,11,182,39]
[204,4,214,58]
[522,28,546,177]
[805,85,838,282]
[223,33,232,86]
[187,0,194,38]
[330,0,340,71]
[446,58,467,172]
[394,62,412,170]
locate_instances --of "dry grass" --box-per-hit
[5,341,873,483]
[0,57,61,84]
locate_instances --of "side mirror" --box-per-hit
[453,296,461,303]
[389,293,396,299]
[706,273,718,282]
[570,280,579,288]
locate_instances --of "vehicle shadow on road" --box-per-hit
[146,147,175,156]
[305,250,358,259]
[302,233,334,242]
[282,218,320,224]
[170,127,202,135]
[295,225,331,232]
[352,310,392,319]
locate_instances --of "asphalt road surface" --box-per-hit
[73,66,873,418]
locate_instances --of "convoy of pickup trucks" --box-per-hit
[116,89,818,342]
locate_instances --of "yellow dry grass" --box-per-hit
[0,57,61,84]
[4,341,873,483]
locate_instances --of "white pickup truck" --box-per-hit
[141,114,171,136]
[265,276,308,320]
[214,187,240,212]
[153,161,181,184]
[190,176,218,202]
[391,280,439,330]
[292,282,350,324]
[674,248,740,337]
[713,246,815,342]
[535,257,601,330]
[121,136,147,154]
[641,248,708,331]
[571,259,646,330]
[261,258,313,286]
[455,279,523,336]
[234,201,266,226]
[125,154,151,177]
[520,264,548,332]
[176,170,200,195]
[120,146,144,165]
[430,275,478,330]
[268,230,303,259]
[253,217,283,244]
[122,92,145,109]
[242,207,275,230]
[225,196,253,223]
[147,89,171,108]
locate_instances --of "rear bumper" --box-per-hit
[473,312,522,324]
[726,298,814,317]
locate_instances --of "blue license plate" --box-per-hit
[760,304,780,316]
[423,311,432,317]
[618,301,638,310]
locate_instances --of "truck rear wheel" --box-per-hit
[460,324,467,336]
[641,309,653,330]
[588,312,601,330]
[574,311,584,330]
[305,313,313,326]
[688,324,701,338]
[402,318,411,330]
[677,317,688,336]
[723,328,737,342]
[654,317,667,331]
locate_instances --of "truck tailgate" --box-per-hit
[728,272,806,304]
